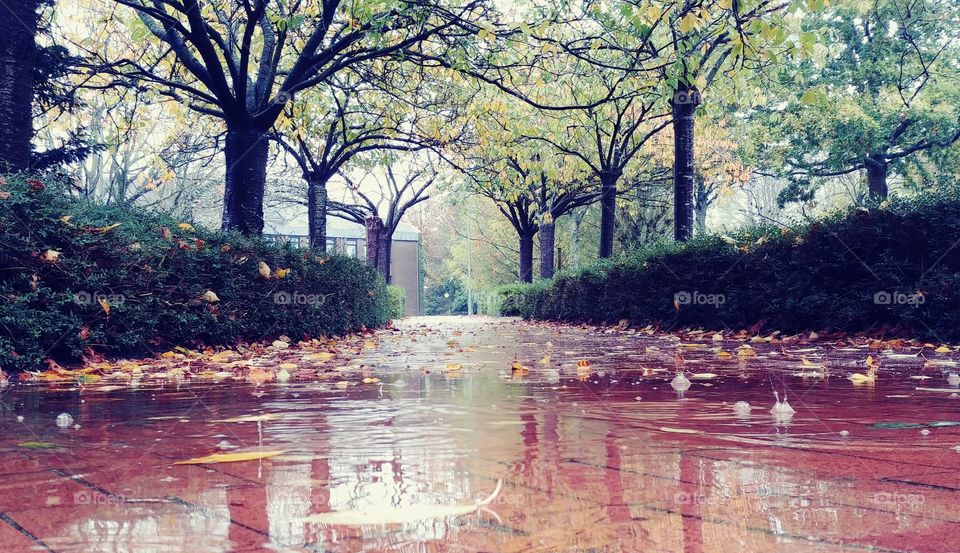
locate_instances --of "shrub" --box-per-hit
[0,174,391,372]
[483,282,544,317]
[386,285,406,319]
[498,194,960,340]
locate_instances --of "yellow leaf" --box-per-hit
[659,426,703,434]
[247,367,274,383]
[93,223,121,233]
[444,363,463,372]
[215,413,280,423]
[43,249,61,262]
[278,363,298,370]
[173,450,286,465]
[203,290,220,303]
[362,377,380,384]
[258,261,271,278]
[98,297,110,316]
[178,223,195,232]
[716,351,732,359]
[935,345,952,353]
[275,268,289,279]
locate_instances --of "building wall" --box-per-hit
[391,240,420,316]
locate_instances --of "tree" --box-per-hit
[337,162,436,282]
[273,68,459,250]
[0,0,41,171]
[764,0,960,203]
[96,0,493,235]
[555,0,798,240]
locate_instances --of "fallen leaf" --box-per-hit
[18,441,65,449]
[258,261,271,278]
[42,249,61,262]
[173,450,286,465]
[215,414,281,423]
[658,427,703,434]
[203,290,220,303]
[92,223,121,233]
[305,480,502,526]
[935,345,952,353]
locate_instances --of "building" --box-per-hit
[264,216,422,315]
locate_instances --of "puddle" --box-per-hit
[0,316,958,552]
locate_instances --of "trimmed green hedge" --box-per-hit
[0,175,391,372]
[387,285,406,319]
[497,194,960,340]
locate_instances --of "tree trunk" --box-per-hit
[519,232,535,283]
[307,174,328,251]
[693,175,708,234]
[672,86,699,242]
[598,172,618,258]
[377,231,392,283]
[865,155,888,201]
[0,1,39,171]
[364,216,384,268]
[539,220,556,279]
[221,126,269,235]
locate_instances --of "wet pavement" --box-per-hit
[2,316,960,552]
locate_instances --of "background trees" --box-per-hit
[4,0,960,296]
[762,0,960,203]
[93,0,493,235]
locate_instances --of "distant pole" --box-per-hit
[466,200,474,315]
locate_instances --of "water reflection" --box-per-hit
[1,317,959,552]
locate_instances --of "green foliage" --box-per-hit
[497,193,960,340]
[485,282,549,317]
[0,175,390,372]
[386,285,406,319]
[423,278,468,315]
[761,0,960,202]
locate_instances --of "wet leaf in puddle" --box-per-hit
[215,413,281,423]
[306,480,502,526]
[658,426,702,434]
[17,441,65,449]
[173,450,286,465]
[689,373,718,380]
[871,422,924,429]
[928,421,960,428]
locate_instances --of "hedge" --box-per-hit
[0,174,392,372]
[494,194,960,341]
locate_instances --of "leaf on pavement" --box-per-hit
[173,450,286,465]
